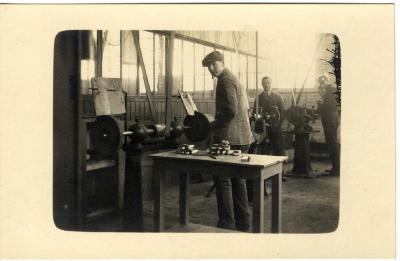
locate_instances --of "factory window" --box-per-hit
[257,58,271,90]
[102,30,121,79]
[224,51,232,71]
[121,31,167,96]
[84,31,269,99]
[80,31,96,95]
[231,52,239,79]
[182,41,195,94]
[238,54,247,90]
[247,56,256,98]
[81,59,95,95]
[172,39,183,94]
[194,43,205,98]
[138,31,155,95]
[121,31,137,95]
[154,34,166,95]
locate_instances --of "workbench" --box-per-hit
[149,151,287,233]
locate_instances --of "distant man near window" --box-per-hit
[316,74,340,176]
[248,76,286,199]
[202,51,254,231]
[256,76,286,156]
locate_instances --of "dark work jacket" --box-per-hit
[257,90,286,127]
[317,84,339,127]
[214,69,254,145]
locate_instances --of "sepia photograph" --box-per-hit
[54,29,341,233]
[0,3,395,259]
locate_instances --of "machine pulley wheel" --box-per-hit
[264,106,281,126]
[183,111,215,142]
[90,116,122,158]
[286,105,307,127]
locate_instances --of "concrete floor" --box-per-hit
[87,159,339,233]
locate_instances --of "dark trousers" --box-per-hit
[259,126,284,156]
[323,122,340,173]
[213,144,250,231]
[247,127,285,201]
[249,126,285,156]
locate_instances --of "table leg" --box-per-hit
[179,172,189,225]
[153,162,164,232]
[271,171,282,233]
[252,177,264,233]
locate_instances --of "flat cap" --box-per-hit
[202,51,224,67]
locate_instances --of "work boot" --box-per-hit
[236,223,250,232]
[217,220,235,230]
[324,168,340,176]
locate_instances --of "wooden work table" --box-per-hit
[149,151,287,233]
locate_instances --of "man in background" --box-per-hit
[316,74,340,176]
[256,76,286,156]
[248,76,287,199]
[202,51,254,231]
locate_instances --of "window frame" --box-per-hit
[92,30,269,99]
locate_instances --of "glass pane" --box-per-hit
[257,58,270,95]
[238,54,247,88]
[154,34,166,95]
[172,40,183,92]
[138,31,154,95]
[81,31,96,94]
[247,56,256,98]
[224,51,232,71]
[121,31,137,95]
[102,30,120,78]
[182,41,194,92]
[204,46,214,97]
[81,60,95,95]
[194,43,205,97]
[231,52,239,77]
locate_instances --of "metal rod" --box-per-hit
[132,30,157,122]
[165,31,175,133]
[255,31,259,113]
[120,30,122,86]
[96,30,103,77]
[153,33,156,93]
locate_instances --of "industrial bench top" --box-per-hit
[149,151,287,233]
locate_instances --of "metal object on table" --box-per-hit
[191,152,217,159]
